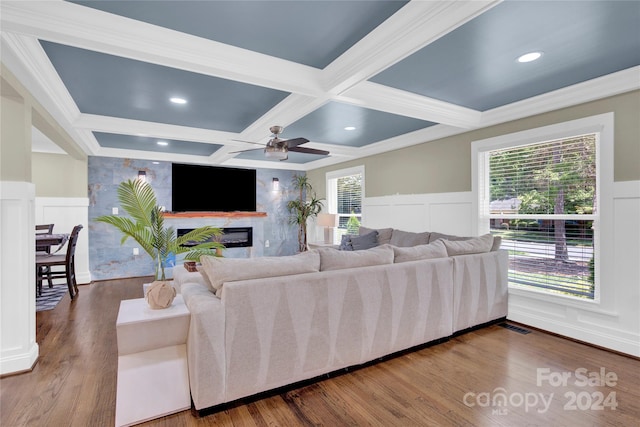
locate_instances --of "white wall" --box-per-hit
[34,197,91,284]
[361,184,640,357]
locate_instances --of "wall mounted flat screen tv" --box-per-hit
[172,163,256,212]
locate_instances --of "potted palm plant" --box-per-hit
[95,179,224,286]
[287,174,324,252]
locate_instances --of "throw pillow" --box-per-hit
[199,250,321,296]
[359,226,393,245]
[389,229,431,247]
[350,230,379,250]
[319,244,394,271]
[339,234,354,251]
[442,234,494,256]
[393,240,448,263]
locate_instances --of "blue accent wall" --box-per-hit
[88,156,300,280]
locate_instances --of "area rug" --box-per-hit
[36,285,68,312]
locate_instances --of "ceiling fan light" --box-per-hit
[264,145,288,160]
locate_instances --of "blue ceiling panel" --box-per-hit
[40,41,290,132]
[371,0,640,111]
[70,0,408,69]
[284,101,436,147]
[93,132,222,156]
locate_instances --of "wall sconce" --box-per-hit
[272,177,280,192]
[137,170,147,182]
[317,213,337,244]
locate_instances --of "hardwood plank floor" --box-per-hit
[1,277,638,426]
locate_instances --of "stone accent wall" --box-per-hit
[88,156,300,280]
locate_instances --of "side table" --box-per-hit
[115,295,191,426]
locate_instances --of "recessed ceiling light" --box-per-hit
[170,97,187,104]
[157,141,169,146]
[344,126,356,131]
[517,52,542,63]
[152,161,160,165]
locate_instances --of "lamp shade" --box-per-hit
[317,213,336,227]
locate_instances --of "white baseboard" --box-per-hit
[509,309,640,357]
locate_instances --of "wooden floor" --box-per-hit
[1,277,639,427]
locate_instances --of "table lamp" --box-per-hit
[317,213,337,244]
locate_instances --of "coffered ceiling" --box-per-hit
[1,0,639,171]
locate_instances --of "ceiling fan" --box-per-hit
[230,126,329,161]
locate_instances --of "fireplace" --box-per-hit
[177,227,253,248]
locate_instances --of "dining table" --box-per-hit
[36,233,69,255]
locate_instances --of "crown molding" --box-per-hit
[481,66,640,127]
[2,33,79,124]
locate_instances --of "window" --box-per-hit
[473,114,613,302]
[326,166,364,242]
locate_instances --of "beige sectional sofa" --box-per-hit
[173,228,508,412]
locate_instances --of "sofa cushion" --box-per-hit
[319,244,394,271]
[200,250,321,296]
[389,229,431,247]
[393,240,448,263]
[442,234,494,256]
[359,226,393,245]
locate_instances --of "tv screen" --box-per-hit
[171,163,256,212]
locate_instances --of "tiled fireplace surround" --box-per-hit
[88,157,300,281]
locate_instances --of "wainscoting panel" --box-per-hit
[362,192,473,235]
[35,197,91,284]
[508,180,640,357]
[361,185,640,357]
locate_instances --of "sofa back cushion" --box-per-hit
[389,229,431,247]
[428,231,471,243]
[491,236,502,251]
[319,244,394,271]
[200,250,321,296]
[393,240,448,263]
[441,234,494,256]
[358,226,393,245]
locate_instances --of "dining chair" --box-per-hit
[35,223,55,254]
[36,224,83,300]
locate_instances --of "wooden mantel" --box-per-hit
[163,211,267,218]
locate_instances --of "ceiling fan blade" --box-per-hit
[283,137,309,148]
[228,147,264,154]
[231,139,265,146]
[289,146,330,156]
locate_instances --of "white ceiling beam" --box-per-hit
[321,0,502,96]
[337,81,482,129]
[74,114,241,147]
[238,94,329,142]
[0,0,324,96]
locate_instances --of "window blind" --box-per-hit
[336,174,362,230]
[485,134,597,299]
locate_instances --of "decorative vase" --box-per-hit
[145,280,176,309]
